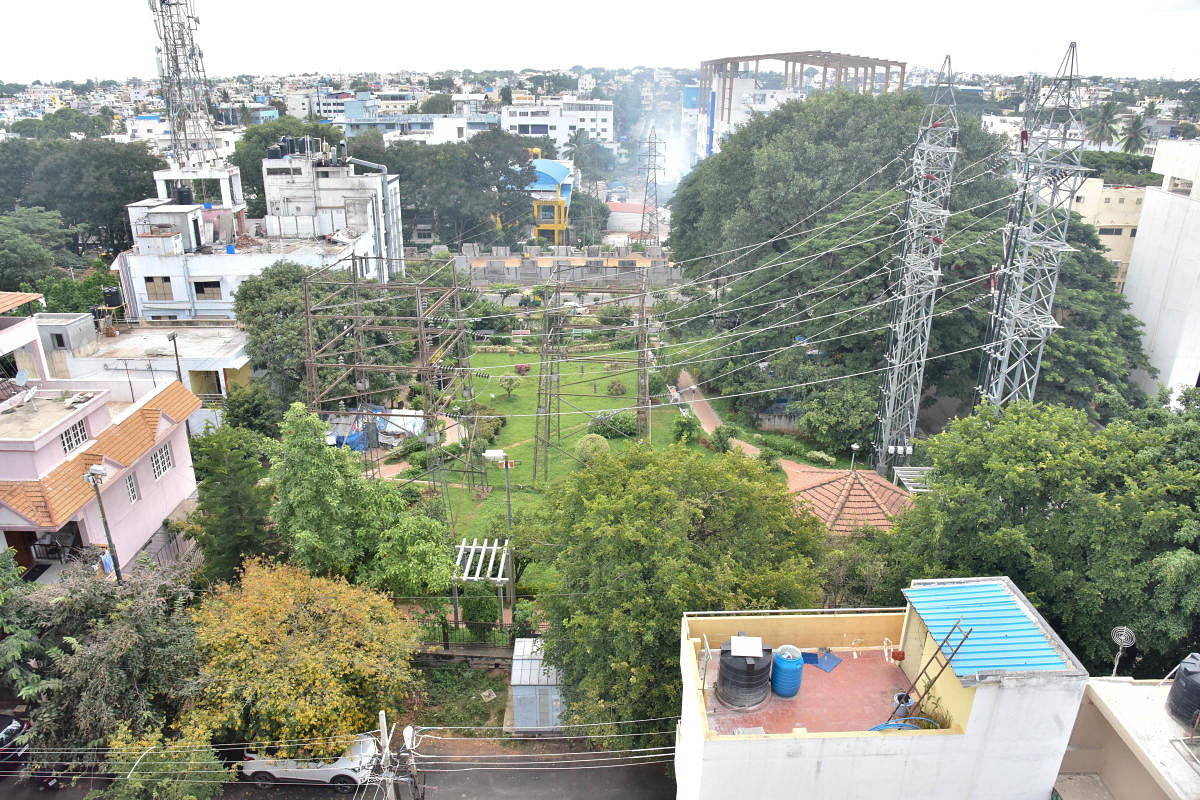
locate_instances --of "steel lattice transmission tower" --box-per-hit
[638,126,662,245]
[149,0,219,168]
[872,57,959,476]
[977,43,1087,407]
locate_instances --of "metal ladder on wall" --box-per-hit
[887,617,972,722]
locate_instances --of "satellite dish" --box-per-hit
[1111,626,1136,676]
[21,387,38,410]
[13,369,28,387]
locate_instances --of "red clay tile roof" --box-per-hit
[791,465,912,535]
[0,291,44,314]
[0,381,199,528]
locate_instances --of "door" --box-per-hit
[4,531,34,570]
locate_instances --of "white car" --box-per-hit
[241,734,379,794]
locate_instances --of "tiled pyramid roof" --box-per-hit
[791,465,912,535]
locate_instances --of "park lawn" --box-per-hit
[436,347,699,540]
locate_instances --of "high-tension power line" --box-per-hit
[872,56,960,476]
[977,42,1088,407]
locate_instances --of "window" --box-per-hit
[1130,227,1137,237]
[1104,197,1111,204]
[193,280,222,300]
[151,443,174,479]
[1118,197,1125,204]
[50,332,66,349]
[144,276,173,301]
[1136,197,1142,204]
[126,473,140,504]
[1075,195,1084,203]
[150,315,178,321]
[1097,227,1123,236]
[60,419,88,454]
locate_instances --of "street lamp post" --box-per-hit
[166,332,192,440]
[850,443,860,471]
[83,465,122,583]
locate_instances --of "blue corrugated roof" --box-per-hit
[902,580,1068,677]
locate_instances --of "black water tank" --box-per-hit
[101,286,121,309]
[1167,653,1200,726]
[716,635,772,708]
[175,185,194,205]
[286,136,296,154]
[267,145,282,159]
[297,136,308,154]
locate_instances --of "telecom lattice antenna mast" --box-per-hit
[872,56,959,476]
[638,126,662,245]
[977,43,1087,407]
[149,0,219,168]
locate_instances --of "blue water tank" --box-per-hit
[772,645,804,697]
[226,244,236,254]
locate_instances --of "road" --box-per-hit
[0,765,674,800]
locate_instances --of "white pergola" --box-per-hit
[451,537,514,625]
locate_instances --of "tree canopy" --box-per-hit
[8,108,112,139]
[190,559,420,754]
[269,404,456,597]
[517,443,825,726]
[862,400,1200,675]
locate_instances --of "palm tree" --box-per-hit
[1143,100,1159,119]
[1087,101,1119,147]
[1120,113,1150,155]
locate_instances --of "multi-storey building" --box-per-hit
[0,292,200,583]
[500,97,615,150]
[1123,139,1200,395]
[1072,177,1145,292]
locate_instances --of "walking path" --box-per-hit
[677,370,821,493]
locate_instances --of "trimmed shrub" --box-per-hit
[672,413,702,442]
[575,433,610,464]
[588,410,637,439]
[806,450,837,467]
[606,379,627,396]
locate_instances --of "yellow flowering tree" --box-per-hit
[190,560,420,756]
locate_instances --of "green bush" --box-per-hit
[512,599,540,638]
[461,582,500,640]
[575,433,611,464]
[588,410,637,438]
[672,412,702,443]
[649,371,667,398]
[806,450,836,466]
[711,424,735,453]
[606,379,627,396]
[407,450,429,471]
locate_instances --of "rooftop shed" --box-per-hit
[511,638,562,733]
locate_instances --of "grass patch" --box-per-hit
[417,665,508,730]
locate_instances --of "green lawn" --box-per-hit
[434,347,696,540]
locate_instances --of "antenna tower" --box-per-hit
[977,43,1087,407]
[638,126,662,245]
[872,57,959,476]
[149,0,219,168]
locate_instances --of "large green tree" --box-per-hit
[0,207,81,290]
[1085,101,1120,147]
[23,139,163,252]
[864,401,1200,675]
[19,260,116,311]
[226,116,344,216]
[232,261,309,402]
[189,424,282,584]
[9,108,111,139]
[270,404,456,597]
[1120,113,1150,154]
[518,443,825,726]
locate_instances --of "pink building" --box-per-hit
[0,292,200,582]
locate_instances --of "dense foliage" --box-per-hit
[518,444,825,726]
[88,725,230,800]
[858,400,1200,675]
[191,560,420,754]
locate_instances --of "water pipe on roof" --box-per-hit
[347,156,404,277]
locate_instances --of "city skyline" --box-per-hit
[3,0,1198,84]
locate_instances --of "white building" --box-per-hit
[31,313,250,431]
[1123,139,1200,395]
[114,151,396,321]
[577,74,596,95]
[676,576,1088,800]
[500,97,614,150]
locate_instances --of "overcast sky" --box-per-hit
[3,0,1198,83]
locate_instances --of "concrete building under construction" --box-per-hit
[696,50,906,162]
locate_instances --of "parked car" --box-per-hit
[0,714,29,763]
[241,735,378,794]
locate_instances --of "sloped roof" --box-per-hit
[528,158,571,191]
[0,381,199,528]
[0,291,44,315]
[790,465,912,535]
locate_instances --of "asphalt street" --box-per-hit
[0,765,675,800]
